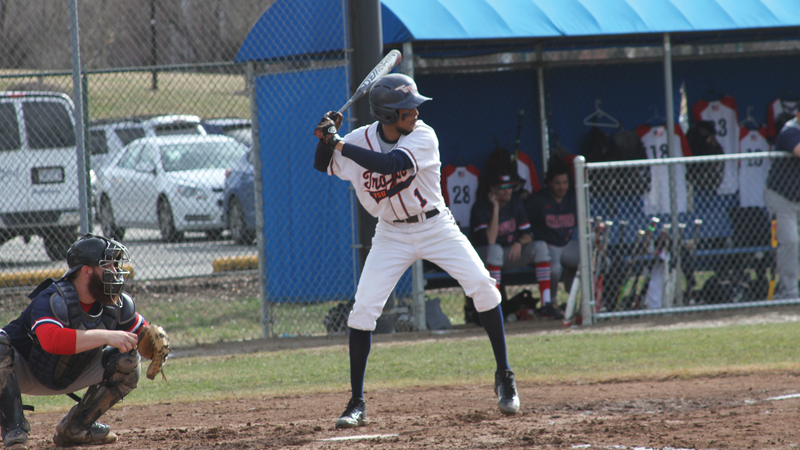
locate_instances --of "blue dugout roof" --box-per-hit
[237,0,800,62]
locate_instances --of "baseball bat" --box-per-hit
[340,49,402,114]
[314,49,402,139]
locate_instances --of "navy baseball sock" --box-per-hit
[478,305,510,371]
[348,328,372,400]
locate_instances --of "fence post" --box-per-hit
[574,156,594,325]
[249,61,271,338]
[69,0,90,235]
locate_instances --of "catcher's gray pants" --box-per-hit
[548,240,580,293]
[765,188,800,300]
[0,331,140,396]
[475,240,550,271]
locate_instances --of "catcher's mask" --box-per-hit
[369,73,431,126]
[63,234,131,296]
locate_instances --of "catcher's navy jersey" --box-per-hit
[2,282,144,359]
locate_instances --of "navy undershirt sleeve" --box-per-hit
[341,143,413,174]
[313,140,334,172]
[776,126,800,154]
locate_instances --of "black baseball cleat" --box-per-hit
[335,397,368,429]
[494,370,520,415]
[539,302,565,320]
[3,429,28,450]
[53,422,118,447]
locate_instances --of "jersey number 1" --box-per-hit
[414,188,428,208]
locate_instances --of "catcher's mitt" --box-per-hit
[138,324,170,380]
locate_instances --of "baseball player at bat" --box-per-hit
[313,73,520,428]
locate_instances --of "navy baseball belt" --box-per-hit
[395,208,439,223]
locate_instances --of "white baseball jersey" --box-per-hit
[515,151,541,194]
[766,97,799,139]
[635,124,689,215]
[738,126,771,208]
[692,96,739,194]
[327,120,446,222]
[441,163,479,231]
[324,119,500,331]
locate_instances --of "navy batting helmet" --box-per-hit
[369,73,431,125]
[63,234,131,295]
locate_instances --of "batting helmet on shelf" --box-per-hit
[369,73,431,125]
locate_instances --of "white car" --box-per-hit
[95,135,247,242]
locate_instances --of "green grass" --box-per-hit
[0,69,250,120]
[22,319,800,413]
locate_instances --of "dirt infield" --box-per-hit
[20,311,800,450]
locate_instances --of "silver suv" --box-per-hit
[0,91,80,260]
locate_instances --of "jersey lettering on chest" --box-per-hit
[363,170,415,203]
[546,213,575,229]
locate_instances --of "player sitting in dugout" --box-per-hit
[469,170,563,319]
[524,157,580,301]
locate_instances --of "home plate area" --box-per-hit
[20,372,798,449]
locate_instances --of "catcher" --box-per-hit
[0,234,169,449]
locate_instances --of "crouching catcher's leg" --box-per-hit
[0,334,29,449]
[53,347,139,447]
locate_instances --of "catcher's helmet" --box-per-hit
[63,234,131,295]
[369,73,431,125]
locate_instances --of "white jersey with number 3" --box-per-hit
[692,96,739,195]
[327,120,446,222]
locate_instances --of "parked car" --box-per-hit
[89,114,207,171]
[204,119,258,245]
[88,115,207,199]
[0,91,80,260]
[201,118,251,148]
[223,148,256,245]
[95,135,247,242]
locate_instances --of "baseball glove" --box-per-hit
[138,324,170,380]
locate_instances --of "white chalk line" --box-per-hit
[318,433,399,442]
[765,393,800,401]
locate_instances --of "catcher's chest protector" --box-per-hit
[27,280,120,390]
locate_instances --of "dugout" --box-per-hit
[236,0,800,314]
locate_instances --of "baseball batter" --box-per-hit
[313,73,520,428]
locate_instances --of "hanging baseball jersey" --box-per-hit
[515,150,541,194]
[441,163,480,231]
[326,120,446,222]
[692,96,739,194]
[635,124,689,215]
[738,126,771,208]
[766,97,800,140]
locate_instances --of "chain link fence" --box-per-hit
[1,1,798,344]
[0,1,269,346]
[580,149,798,321]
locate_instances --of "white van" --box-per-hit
[0,91,79,260]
